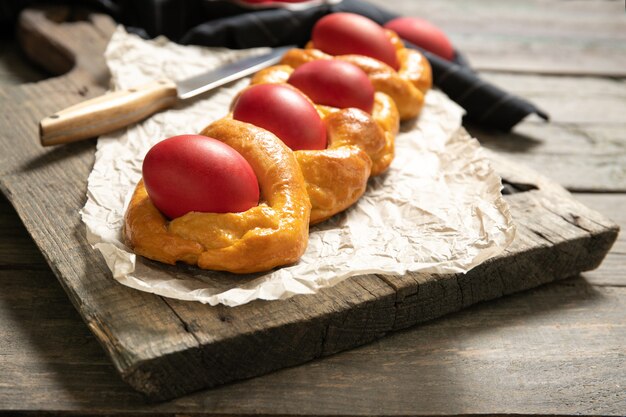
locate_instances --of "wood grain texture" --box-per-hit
[369,0,626,193]
[368,0,626,77]
[0,1,622,409]
[0,192,624,415]
[577,194,626,287]
[1,7,203,399]
[1,80,618,401]
[464,73,626,193]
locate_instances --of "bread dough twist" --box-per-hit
[124,119,311,274]
[124,28,432,273]
[281,29,432,120]
[250,68,399,224]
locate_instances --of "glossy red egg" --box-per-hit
[142,135,259,219]
[384,17,454,61]
[288,60,375,113]
[232,84,327,151]
[312,13,399,70]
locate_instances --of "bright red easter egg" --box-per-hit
[312,13,399,70]
[288,60,375,113]
[384,17,454,61]
[232,84,327,151]
[142,135,260,219]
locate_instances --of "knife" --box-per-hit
[39,45,294,146]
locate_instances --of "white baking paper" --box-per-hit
[80,27,515,307]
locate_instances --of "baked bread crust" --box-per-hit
[250,69,399,224]
[124,28,432,273]
[281,29,432,120]
[124,118,311,274]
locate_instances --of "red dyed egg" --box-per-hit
[312,13,399,70]
[142,135,259,219]
[288,60,375,113]
[384,17,454,61]
[232,84,327,151]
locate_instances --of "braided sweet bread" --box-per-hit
[125,122,311,274]
[282,29,432,121]
[246,73,398,224]
[124,12,432,274]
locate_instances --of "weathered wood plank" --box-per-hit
[0,270,147,409]
[480,73,626,125]
[467,74,626,192]
[1,8,208,399]
[0,4,620,403]
[471,122,626,193]
[369,0,626,76]
[0,86,218,399]
[577,194,626,287]
[0,194,48,268]
[2,265,624,415]
[216,280,625,416]
[3,187,622,412]
[2,189,625,412]
[382,146,621,330]
[31,125,616,400]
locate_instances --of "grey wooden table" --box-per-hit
[1,0,624,415]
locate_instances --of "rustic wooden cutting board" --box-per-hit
[0,7,618,401]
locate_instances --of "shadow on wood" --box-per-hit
[19,139,97,172]
[466,123,543,153]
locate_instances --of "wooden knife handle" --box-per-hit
[39,79,178,146]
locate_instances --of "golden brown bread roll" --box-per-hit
[124,119,311,274]
[282,29,432,120]
[249,70,398,224]
[124,27,432,273]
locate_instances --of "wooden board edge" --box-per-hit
[112,129,620,401]
[125,220,618,401]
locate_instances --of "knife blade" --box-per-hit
[39,45,294,146]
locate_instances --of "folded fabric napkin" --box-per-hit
[99,0,549,131]
[1,0,548,129]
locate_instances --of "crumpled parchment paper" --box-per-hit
[80,27,516,307]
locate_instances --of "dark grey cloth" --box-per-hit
[419,46,549,129]
[144,0,550,130]
[3,0,549,130]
